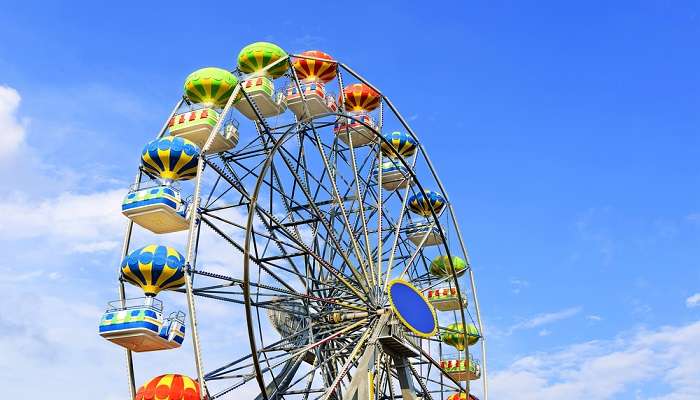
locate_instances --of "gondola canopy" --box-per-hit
[238,42,288,78]
[184,67,239,108]
[141,136,200,182]
[121,245,186,297]
[293,50,337,83]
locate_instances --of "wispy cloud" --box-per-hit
[490,320,700,400]
[686,213,700,223]
[0,85,27,159]
[0,189,125,252]
[686,293,700,308]
[509,307,582,334]
[510,278,530,294]
[70,240,120,254]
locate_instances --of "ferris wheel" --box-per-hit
[98,41,488,400]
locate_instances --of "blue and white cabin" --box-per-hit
[406,222,444,246]
[98,297,186,352]
[334,112,378,147]
[375,160,412,191]
[121,185,189,234]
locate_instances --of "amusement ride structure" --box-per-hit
[98,42,487,400]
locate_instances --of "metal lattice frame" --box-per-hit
[115,54,488,400]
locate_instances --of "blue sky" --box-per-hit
[0,1,699,399]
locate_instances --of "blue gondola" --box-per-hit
[375,160,412,191]
[98,297,186,352]
[406,221,444,246]
[121,185,190,234]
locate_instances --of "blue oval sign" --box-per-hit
[388,279,437,337]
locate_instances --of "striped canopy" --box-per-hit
[341,83,380,112]
[121,245,186,297]
[381,131,417,158]
[293,50,337,83]
[141,136,200,182]
[238,42,288,78]
[184,67,238,108]
[447,392,480,400]
[135,374,203,400]
[442,322,481,350]
[430,255,467,278]
[408,190,446,216]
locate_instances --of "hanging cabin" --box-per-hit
[286,81,338,119]
[236,76,287,119]
[406,222,444,246]
[334,112,378,147]
[168,108,239,153]
[98,298,186,352]
[121,185,189,234]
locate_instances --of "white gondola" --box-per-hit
[406,222,443,246]
[376,160,412,191]
[168,108,239,153]
[236,76,287,119]
[286,81,338,119]
[334,112,378,147]
[121,185,190,234]
[98,298,186,352]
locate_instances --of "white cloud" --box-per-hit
[686,213,700,223]
[686,293,700,308]
[70,240,120,254]
[509,307,582,333]
[0,85,27,158]
[0,86,255,398]
[587,315,603,321]
[491,320,700,400]
[0,189,125,253]
[538,329,551,337]
[0,268,44,283]
[510,278,530,294]
[0,289,125,397]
